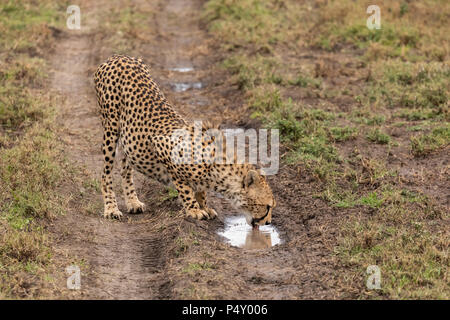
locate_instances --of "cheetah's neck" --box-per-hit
[208,163,253,208]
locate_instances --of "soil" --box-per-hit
[46,0,359,299]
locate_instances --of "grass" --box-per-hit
[100,1,154,54]
[312,1,449,62]
[410,125,450,156]
[205,0,449,299]
[204,0,288,52]
[0,0,70,298]
[359,192,383,208]
[160,187,179,203]
[0,1,63,54]
[366,128,391,144]
[1,0,159,298]
[183,262,215,274]
[175,237,190,257]
[330,126,358,142]
[223,55,282,90]
[337,206,448,299]
[396,108,440,121]
[365,62,449,110]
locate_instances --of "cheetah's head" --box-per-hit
[240,169,276,228]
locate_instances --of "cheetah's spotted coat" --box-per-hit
[94,55,275,226]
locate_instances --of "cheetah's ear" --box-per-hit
[244,170,260,189]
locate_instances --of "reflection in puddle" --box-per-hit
[170,67,194,72]
[218,216,282,249]
[171,82,203,92]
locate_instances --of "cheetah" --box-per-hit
[93,55,275,227]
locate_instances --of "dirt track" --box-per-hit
[49,0,352,299]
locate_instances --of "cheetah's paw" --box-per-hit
[204,207,218,219]
[126,199,145,214]
[186,208,213,220]
[103,207,123,220]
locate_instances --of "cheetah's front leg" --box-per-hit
[172,180,216,220]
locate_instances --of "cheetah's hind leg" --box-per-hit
[121,156,145,214]
[101,124,123,219]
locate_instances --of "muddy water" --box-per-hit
[218,216,282,249]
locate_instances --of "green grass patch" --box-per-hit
[366,128,391,144]
[351,111,386,126]
[366,62,449,109]
[329,126,359,142]
[223,55,282,90]
[160,187,179,202]
[204,0,287,51]
[100,1,154,54]
[0,0,65,53]
[316,22,419,56]
[396,108,441,121]
[250,88,339,178]
[312,0,449,62]
[288,73,321,89]
[410,125,450,156]
[359,192,383,208]
[337,198,448,299]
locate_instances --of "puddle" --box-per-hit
[170,66,194,72]
[188,97,209,106]
[171,82,203,92]
[218,216,282,249]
